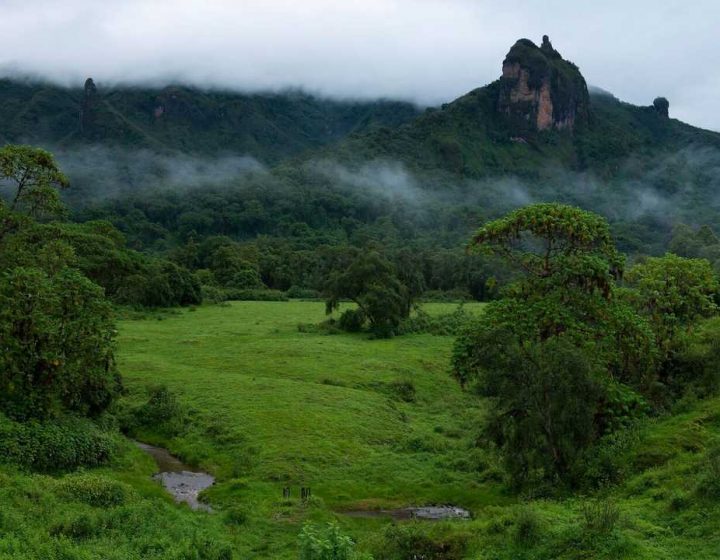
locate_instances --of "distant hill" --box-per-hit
[0,78,420,163]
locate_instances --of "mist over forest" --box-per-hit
[5,12,720,559]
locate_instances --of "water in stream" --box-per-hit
[135,441,214,511]
[342,505,471,521]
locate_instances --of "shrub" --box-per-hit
[56,474,131,507]
[122,386,187,437]
[286,285,320,299]
[0,267,121,421]
[389,380,416,402]
[223,506,248,526]
[338,308,367,332]
[696,445,720,498]
[299,522,367,560]
[0,413,117,471]
[514,507,542,545]
[581,499,620,535]
[222,288,288,302]
[375,523,466,560]
[399,306,474,336]
[50,512,100,540]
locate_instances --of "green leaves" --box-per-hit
[324,251,412,338]
[0,266,121,421]
[299,523,362,560]
[0,145,68,218]
[454,204,661,486]
[471,203,622,298]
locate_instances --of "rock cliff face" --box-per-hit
[498,36,589,132]
[79,77,98,137]
[653,97,670,118]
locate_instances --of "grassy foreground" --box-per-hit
[117,301,497,557]
[2,301,720,559]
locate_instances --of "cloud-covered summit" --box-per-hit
[2,0,719,130]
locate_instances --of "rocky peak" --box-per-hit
[498,36,589,132]
[79,77,98,136]
[653,97,670,118]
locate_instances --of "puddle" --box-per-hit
[342,505,470,521]
[135,441,214,511]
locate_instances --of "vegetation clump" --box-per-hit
[453,203,719,487]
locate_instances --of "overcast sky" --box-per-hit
[2,0,719,130]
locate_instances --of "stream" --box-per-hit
[135,441,470,520]
[135,441,214,511]
[342,505,471,521]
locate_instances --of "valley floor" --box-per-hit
[2,301,720,559]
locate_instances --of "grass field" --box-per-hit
[113,301,720,559]
[4,300,720,559]
[116,301,498,557]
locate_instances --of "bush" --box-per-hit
[223,506,248,526]
[399,306,474,336]
[56,474,131,507]
[514,507,542,545]
[419,290,473,302]
[338,308,367,332]
[375,523,466,560]
[0,267,121,421]
[581,499,620,535]
[0,413,117,471]
[389,380,416,402]
[50,512,101,540]
[222,288,288,302]
[696,445,720,498]
[286,285,320,299]
[122,386,187,437]
[299,522,369,560]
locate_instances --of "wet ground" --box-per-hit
[342,505,471,521]
[135,441,214,511]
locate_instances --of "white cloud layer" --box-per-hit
[1,0,718,130]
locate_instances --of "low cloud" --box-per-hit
[1,0,719,130]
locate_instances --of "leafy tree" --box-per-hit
[471,202,623,298]
[453,204,655,485]
[324,251,412,337]
[0,267,121,420]
[0,144,68,218]
[625,254,718,373]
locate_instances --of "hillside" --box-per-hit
[0,77,419,163]
[330,36,720,182]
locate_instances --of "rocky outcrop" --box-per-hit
[497,36,589,132]
[653,97,670,118]
[79,77,98,136]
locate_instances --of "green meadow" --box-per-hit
[3,301,720,559]
[116,301,498,556]
[116,302,720,558]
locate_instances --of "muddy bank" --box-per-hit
[342,505,471,521]
[135,441,214,511]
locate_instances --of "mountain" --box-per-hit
[0,77,420,163]
[331,36,720,180]
[3,35,720,180]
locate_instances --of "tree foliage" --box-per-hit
[324,251,413,337]
[0,267,121,420]
[0,144,69,218]
[454,204,657,485]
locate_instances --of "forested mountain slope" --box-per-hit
[331,36,720,180]
[0,78,419,163]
